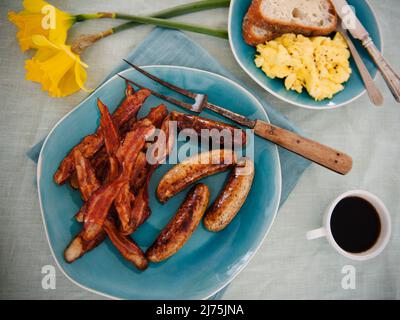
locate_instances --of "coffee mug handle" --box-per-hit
[306,227,327,240]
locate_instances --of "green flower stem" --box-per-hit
[75,0,229,39]
[139,0,230,18]
[75,13,111,22]
[112,15,228,39]
[76,0,230,22]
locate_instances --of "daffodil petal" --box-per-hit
[23,0,48,12]
[9,0,74,52]
[74,61,91,92]
[24,35,90,98]
[31,34,59,49]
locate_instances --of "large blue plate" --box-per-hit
[229,0,383,109]
[38,66,281,299]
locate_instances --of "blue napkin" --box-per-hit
[27,28,310,299]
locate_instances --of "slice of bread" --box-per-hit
[242,14,280,46]
[242,0,337,46]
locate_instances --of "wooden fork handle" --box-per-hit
[253,120,353,175]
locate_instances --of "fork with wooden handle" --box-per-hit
[119,61,353,175]
[337,23,383,106]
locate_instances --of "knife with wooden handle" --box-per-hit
[337,21,383,106]
[331,0,400,103]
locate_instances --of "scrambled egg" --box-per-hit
[254,33,352,101]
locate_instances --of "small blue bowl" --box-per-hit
[37,66,282,299]
[228,0,383,109]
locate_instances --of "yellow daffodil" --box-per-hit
[8,0,75,51]
[25,35,89,97]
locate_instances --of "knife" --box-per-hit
[337,20,383,106]
[331,0,400,102]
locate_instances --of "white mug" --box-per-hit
[306,190,391,261]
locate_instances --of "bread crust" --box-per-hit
[242,13,280,45]
[242,0,338,46]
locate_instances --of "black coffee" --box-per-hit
[330,197,381,253]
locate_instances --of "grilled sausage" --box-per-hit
[170,111,247,146]
[203,158,254,232]
[146,183,210,262]
[156,149,235,203]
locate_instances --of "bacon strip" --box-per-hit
[123,166,154,235]
[114,183,135,232]
[54,88,151,185]
[73,149,101,202]
[116,123,155,176]
[103,218,148,270]
[114,123,155,233]
[90,149,109,181]
[141,104,168,130]
[82,178,127,241]
[129,151,147,191]
[114,106,169,233]
[98,99,121,183]
[64,229,106,263]
[154,115,174,166]
[124,115,174,235]
[69,172,79,189]
[98,99,120,157]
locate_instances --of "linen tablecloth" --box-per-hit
[0,0,399,299]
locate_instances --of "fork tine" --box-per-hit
[122,59,196,99]
[117,74,197,112]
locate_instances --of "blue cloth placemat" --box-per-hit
[27,28,310,299]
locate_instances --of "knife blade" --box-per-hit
[331,0,400,102]
[331,0,369,41]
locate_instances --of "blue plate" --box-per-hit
[228,0,383,109]
[37,66,282,299]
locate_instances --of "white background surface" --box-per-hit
[0,0,399,299]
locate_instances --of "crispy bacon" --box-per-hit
[75,122,154,226]
[155,115,174,166]
[116,123,155,177]
[62,98,178,265]
[113,123,155,232]
[125,83,134,97]
[54,135,105,186]
[124,115,174,234]
[114,182,135,233]
[114,106,168,233]
[124,166,154,235]
[82,178,128,241]
[90,148,109,181]
[73,149,101,202]
[111,89,150,127]
[54,88,151,185]
[98,99,120,157]
[140,104,168,129]
[69,172,79,189]
[98,99,121,183]
[103,218,148,270]
[130,151,147,191]
[64,229,106,263]
[75,205,85,223]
